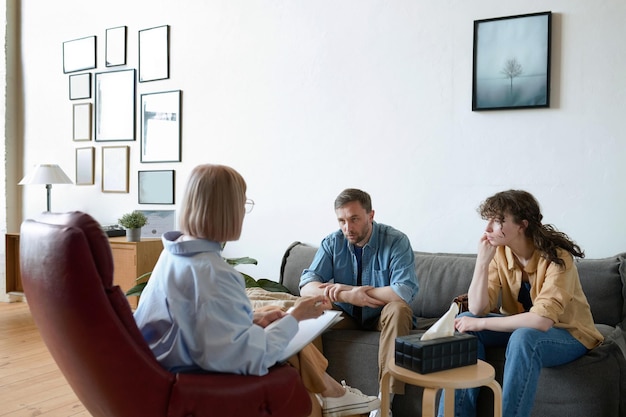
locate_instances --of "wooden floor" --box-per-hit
[0,301,89,417]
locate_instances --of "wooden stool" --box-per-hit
[380,359,502,417]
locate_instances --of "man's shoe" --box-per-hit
[322,381,381,417]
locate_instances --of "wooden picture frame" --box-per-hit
[102,146,129,193]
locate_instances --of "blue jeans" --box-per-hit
[437,312,588,417]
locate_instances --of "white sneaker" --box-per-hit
[322,381,381,417]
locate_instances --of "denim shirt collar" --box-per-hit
[347,221,380,253]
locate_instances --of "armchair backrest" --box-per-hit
[20,212,174,416]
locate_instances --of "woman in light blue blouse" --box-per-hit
[134,164,380,417]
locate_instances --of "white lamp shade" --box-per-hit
[19,164,73,185]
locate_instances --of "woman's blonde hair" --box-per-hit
[179,164,247,242]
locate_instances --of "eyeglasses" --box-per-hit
[245,199,255,214]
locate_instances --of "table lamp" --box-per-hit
[19,164,73,212]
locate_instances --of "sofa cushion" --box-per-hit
[575,253,626,327]
[411,252,476,318]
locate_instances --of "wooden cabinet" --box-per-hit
[5,234,22,294]
[5,234,162,308]
[108,237,163,308]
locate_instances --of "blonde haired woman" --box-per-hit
[134,164,379,417]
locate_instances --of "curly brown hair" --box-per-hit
[478,190,584,266]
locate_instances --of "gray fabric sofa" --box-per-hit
[279,241,626,417]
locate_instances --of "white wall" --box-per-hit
[13,0,626,283]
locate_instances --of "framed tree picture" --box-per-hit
[472,11,552,111]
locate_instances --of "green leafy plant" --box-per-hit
[125,255,290,297]
[118,211,148,229]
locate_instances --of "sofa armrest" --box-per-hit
[280,241,317,295]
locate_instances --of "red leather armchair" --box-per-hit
[19,211,311,417]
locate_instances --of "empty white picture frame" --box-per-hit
[95,69,136,141]
[75,147,95,185]
[105,26,127,67]
[69,73,91,100]
[73,103,92,141]
[63,36,96,73]
[138,170,175,204]
[102,146,129,193]
[139,25,170,82]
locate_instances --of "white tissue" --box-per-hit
[420,302,459,341]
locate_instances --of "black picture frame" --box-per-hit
[138,25,170,82]
[105,26,127,67]
[94,69,136,141]
[138,170,175,204]
[472,11,552,111]
[140,90,181,162]
[63,36,96,73]
[69,73,91,100]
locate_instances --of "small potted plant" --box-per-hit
[118,211,148,242]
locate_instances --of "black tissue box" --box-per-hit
[395,332,477,374]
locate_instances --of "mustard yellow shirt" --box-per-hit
[486,246,603,350]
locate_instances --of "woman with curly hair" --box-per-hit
[440,190,603,417]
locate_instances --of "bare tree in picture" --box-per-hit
[501,58,523,96]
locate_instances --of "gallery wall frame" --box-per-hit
[105,26,127,67]
[139,210,176,238]
[102,146,129,193]
[140,90,181,163]
[139,25,170,82]
[75,147,95,185]
[95,69,136,141]
[472,11,552,111]
[63,36,96,73]
[73,103,92,141]
[69,73,91,100]
[138,170,175,204]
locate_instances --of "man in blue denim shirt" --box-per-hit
[300,188,419,416]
